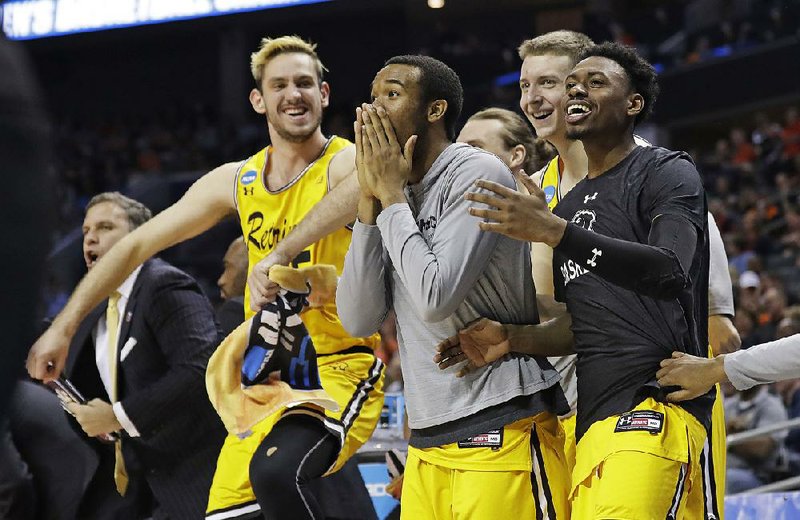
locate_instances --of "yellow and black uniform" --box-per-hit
[544,151,727,519]
[206,137,384,519]
[538,156,579,474]
[539,155,565,211]
[552,145,712,518]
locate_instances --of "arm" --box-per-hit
[707,211,741,355]
[657,334,800,400]
[724,334,800,390]
[336,114,391,337]
[435,310,574,377]
[247,146,360,311]
[336,223,391,338]
[27,164,238,381]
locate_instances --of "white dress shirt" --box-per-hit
[92,265,142,437]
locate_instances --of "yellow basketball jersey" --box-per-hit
[235,136,380,355]
[539,156,563,211]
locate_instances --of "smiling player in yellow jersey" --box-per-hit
[28,36,383,520]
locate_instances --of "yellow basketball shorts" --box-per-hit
[698,385,726,520]
[205,349,385,519]
[559,413,577,476]
[401,413,570,520]
[571,397,708,520]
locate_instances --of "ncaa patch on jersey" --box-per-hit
[240,170,257,185]
[544,185,556,203]
[458,428,504,449]
[614,410,664,434]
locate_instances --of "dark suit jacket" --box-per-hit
[66,258,225,519]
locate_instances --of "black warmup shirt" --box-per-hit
[553,145,713,441]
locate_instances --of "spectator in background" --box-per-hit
[782,107,800,161]
[725,383,788,493]
[731,127,757,167]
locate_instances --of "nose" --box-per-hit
[567,81,587,98]
[83,229,97,246]
[522,87,541,106]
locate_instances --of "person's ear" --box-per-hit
[250,88,266,115]
[628,93,644,118]
[427,99,448,123]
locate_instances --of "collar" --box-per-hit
[117,265,143,300]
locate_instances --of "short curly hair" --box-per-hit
[384,55,464,140]
[576,42,659,126]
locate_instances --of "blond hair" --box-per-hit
[250,35,327,88]
[517,30,594,65]
[468,108,555,173]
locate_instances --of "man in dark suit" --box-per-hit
[65,192,225,519]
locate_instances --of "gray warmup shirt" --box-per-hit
[725,334,800,390]
[338,143,563,446]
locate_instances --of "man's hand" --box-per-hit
[27,325,71,382]
[656,351,727,402]
[358,104,416,207]
[66,398,122,437]
[465,171,566,247]
[248,251,291,312]
[434,318,511,377]
[708,314,742,355]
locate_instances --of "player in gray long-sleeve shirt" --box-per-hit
[338,55,570,519]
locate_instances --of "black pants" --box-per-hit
[249,414,340,520]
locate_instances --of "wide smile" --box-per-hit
[565,101,592,124]
[282,105,310,122]
[532,110,553,121]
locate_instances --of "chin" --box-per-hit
[566,127,587,140]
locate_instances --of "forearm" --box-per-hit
[377,203,497,323]
[507,312,574,357]
[555,215,696,300]
[730,437,777,462]
[273,174,360,260]
[357,194,381,226]
[337,221,390,337]
[52,234,149,335]
[725,334,800,390]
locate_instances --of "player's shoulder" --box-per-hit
[327,139,356,188]
[453,143,515,186]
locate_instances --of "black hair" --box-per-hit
[384,55,463,139]
[577,42,659,125]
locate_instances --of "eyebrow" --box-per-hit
[372,78,406,90]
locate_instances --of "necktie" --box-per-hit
[106,291,128,496]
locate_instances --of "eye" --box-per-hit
[388,90,400,98]
[542,78,556,87]
[590,79,604,87]
[520,81,529,91]
[566,81,576,89]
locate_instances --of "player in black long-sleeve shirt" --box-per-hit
[437,43,712,518]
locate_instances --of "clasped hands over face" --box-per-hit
[354,103,416,204]
[466,171,563,246]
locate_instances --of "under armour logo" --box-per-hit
[587,248,602,267]
[243,187,254,196]
[584,192,598,204]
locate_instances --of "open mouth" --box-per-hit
[565,102,592,124]
[283,106,309,120]
[532,110,552,121]
[85,251,99,268]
